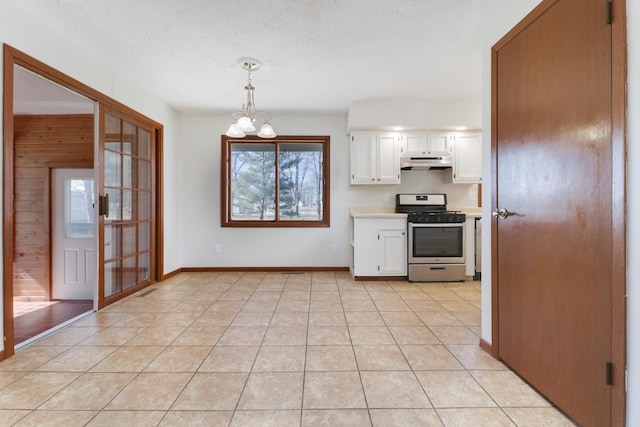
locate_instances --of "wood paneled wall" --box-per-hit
[13,114,94,301]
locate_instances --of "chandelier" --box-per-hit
[225,58,276,139]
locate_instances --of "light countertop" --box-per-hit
[451,207,482,218]
[349,207,407,218]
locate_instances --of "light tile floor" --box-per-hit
[0,271,577,426]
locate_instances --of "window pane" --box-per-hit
[230,143,276,220]
[138,190,151,220]
[104,260,121,297]
[105,114,121,151]
[138,221,150,251]
[278,143,323,221]
[138,159,150,190]
[138,252,150,282]
[122,189,132,220]
[122,256,137,290]
[104,151,121,187]
[123,121,136,155]
[123,224,136,256]
[104,224,121,260]
[105,188,121,221]
[65,178,95,238]
[123,155,133,189]
[138,128,151,160]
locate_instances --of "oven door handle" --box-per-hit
[408,222,465,228]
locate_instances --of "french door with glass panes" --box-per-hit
[98,107,155,307]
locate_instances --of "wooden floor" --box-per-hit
[14,300,94,345]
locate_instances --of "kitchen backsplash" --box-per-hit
[346,168,479,209]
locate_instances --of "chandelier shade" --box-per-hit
[226,58,277,138]
[257,123,276,138]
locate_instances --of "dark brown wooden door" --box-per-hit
[494,0,612,425]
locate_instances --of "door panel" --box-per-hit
[494,0,611,425]
[52,169,96,300]
[99,108,155,306]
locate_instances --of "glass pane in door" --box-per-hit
[65,178,95,239]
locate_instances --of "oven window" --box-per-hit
[413,226,463,257]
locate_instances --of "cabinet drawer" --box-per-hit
[377,219,406,230]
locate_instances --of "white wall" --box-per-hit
[347,98,481,131]
[627,0,639,423]
[178,112,479,268]
[0,1,183,352]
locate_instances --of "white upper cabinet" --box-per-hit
[401,133,428,156]
[350,132,377,183]
[426,132,453,155]
[350,130,481,185]
[401,132,452,156]
[350,132,400,184]
[451,132,482,183]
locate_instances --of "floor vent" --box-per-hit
[136,288,158,297]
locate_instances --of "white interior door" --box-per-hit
[52,168,96,300]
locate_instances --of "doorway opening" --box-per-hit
[12,67,96,347]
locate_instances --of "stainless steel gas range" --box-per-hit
[395,193,466,282]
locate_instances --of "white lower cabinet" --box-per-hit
[351,217,407,277]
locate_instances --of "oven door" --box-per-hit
[408,222,465,264]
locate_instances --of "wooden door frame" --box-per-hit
[489,0,627,424]
[2,44,165,359]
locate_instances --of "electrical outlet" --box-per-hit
[467,190,477,201]
[214,244,221,253]
[331,243,337,253]
[384,193,390,202]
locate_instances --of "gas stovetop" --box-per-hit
[405,211,466,223]
[395,193,466,223]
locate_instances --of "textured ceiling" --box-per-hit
[13,0,496,114]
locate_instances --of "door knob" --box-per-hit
[492,208,509,219]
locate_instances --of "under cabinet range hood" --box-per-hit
[400,155,453,170]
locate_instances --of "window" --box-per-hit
[65,177,95,239]
[221,135,330,227]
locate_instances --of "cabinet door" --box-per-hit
[427,132,452,155]
[402,133,427,156]
[353,218,380,276]
[378,229,407,275]
[453,132,482,183]
[376,133,400,183]
[350,132,376,184]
